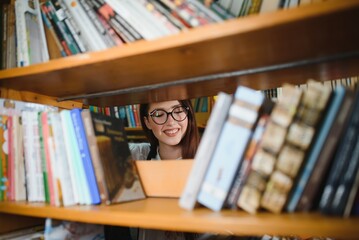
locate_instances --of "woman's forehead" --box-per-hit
[149,100,181,111]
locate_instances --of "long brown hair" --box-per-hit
[140,99,199,159]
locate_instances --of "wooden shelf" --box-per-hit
[0,199,358,239]
[1,0,359,106]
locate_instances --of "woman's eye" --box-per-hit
[154,112,164,117]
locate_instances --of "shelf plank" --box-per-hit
[1,0,359,106]
[0,199,358,238]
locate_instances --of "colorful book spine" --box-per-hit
[296,89,356,212]
[49,112,76,206]
[286,86,347,212]
[179,92,233,210]
[71,109,101,205]
[238,84,302,214]
[320,91,359,215]
[197,86,264,211]
[261,81,332,213]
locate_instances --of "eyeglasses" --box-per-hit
[149,106,189,125]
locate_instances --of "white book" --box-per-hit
[259,0,281,13]
[49,112,76,206]
[62,0,107,51]
[197,86,264,211]
[187,0,224,22]
[106,0,171,40]
[15,0,49,66]
[229,0,245,17]
[21,111,45,202]
[179,92,233,211]
[60,110,82,204]
[12,115,26,201]
[62,109,92,205]
[219,0,233,10]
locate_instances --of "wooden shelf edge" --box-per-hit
[0,199,358,238]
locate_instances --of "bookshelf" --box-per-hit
[1,1,358,106]
[0,199,359,239]
[1,0,359,238]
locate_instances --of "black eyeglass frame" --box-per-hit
[148,106,190,125]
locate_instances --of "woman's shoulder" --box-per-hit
[129,142,151,160]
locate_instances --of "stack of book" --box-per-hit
[1,0,330,69]
[0,99,145,206]
[180,81,359,218]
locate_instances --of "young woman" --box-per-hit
[130,99,200,161]
[106,99,200,240]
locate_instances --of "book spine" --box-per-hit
[179,92,232,210]
[81,109,109,204]
[38,112,50,203]
[296,90,356,212]
[331,134,359,216]
[46,1,80,54]
[225,113,270,209]
[40,6,67,57]
[319,92,359,214]
[49,112,76,206]
[40,112,56,206]
[71,109,101,205]
[63,0,108,51]
[286,87,346,212]
[41,4,72,56]
[197,86,264,211]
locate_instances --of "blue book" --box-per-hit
[286,86,346,212]
[71,109,101,205]
[197,86,264,211]
[61,110,90,205]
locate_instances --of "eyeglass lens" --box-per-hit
[150,106,188,125]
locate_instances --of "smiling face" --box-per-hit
[144,100,188,149]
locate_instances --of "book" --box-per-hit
[38,112,50,203]
[81,110,145,204]
[40,111,57,206]
[286,86,347,212]
[15,0,49,66]
[261,80,332,213]
[10,115,26,201]
[40,4,67,58]
[0,115,8,201]
[296,88,356,212]
[105,0,171,40]
[238,84,302,214]
[62,0,108,51]
[70,109,101,205]
[48,112,76,206]
[179,92,233,211]
[331,131,359,216]
[343,165,359,217]
[60,110,89,205]
[197,86,264,211]
[51,0,88,53]
[319,90,359,215]
[225,100,274,209]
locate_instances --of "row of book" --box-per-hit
[0,98,146,206]
[261,77,359,102]
[89,96,215,129]
[89,104,143,128]
[0,0,327,69]
[180,80,359,217]
[0,0,223,68]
